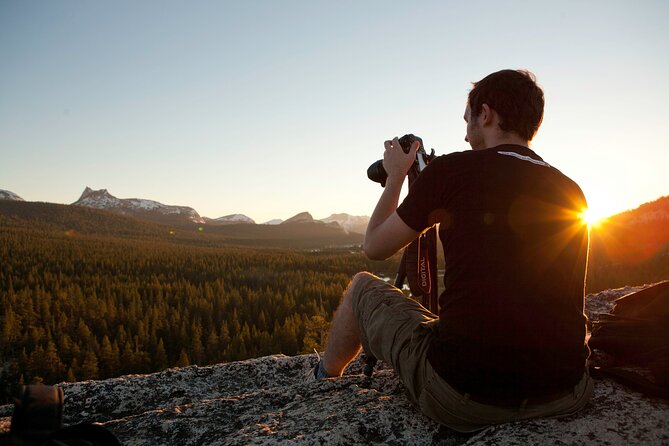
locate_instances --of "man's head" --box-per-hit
[464,69,544,150]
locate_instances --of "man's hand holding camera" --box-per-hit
[383,137,421,186]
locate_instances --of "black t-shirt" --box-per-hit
[396,144,589,399]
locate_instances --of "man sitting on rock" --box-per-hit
[314,69,594,432]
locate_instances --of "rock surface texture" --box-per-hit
[2,286,668,445]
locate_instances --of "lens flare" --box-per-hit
[579,208,607,228]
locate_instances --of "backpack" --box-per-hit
[0,385,121,446]
[589,280,669,399]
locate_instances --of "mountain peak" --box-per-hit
[282,212,314,224]
[78,187,113,202]
[0,189,24,201]
[74,187,119,209]
[80,186,94,199]
[212,214,256,225]
[73,187,205,225]
[320,213,369,235]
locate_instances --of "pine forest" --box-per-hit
[0,220,395,402]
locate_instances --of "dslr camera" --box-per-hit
[367,134,435,187]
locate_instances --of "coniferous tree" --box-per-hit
[154,338,168,371]
[99,335,118,377]
[81,351,99,380]
[302,315,331,354]
[43,341,65,382]
[205,331,219,364]
[176,350,190,368]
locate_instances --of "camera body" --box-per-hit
[397,133,424,154]
[367,134,433,187]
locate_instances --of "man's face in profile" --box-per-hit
[464,103,485,151]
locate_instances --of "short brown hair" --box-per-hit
[468,69,544,141]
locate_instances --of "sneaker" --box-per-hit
[306,349,330,381]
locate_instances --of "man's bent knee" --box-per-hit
[346,272,376,302]
[350,271,376,289]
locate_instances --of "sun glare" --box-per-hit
[580,208,608,228]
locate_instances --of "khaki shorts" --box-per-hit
[349,272,594,433]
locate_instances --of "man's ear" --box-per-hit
[480,104,494,126]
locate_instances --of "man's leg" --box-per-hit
[320,270,439,406]
[321,272,368,376]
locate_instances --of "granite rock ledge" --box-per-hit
[1,286,668,445]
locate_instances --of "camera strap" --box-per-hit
[402,146,439,314]
[406,233,431,295]
[404,227,439,314]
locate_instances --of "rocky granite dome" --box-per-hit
[0,189,24,201]
[279,212,358,232]
[207,214,256,225]
[1,285,668,445]
[73,187,205,225]
[282,211,316,224]
[263,214,369,233]
[321,213,369,235]
[281,212,340,230]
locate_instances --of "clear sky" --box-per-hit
[1,1,667,223]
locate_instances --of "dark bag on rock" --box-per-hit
[589,280,669,399]
[0,385,121,446]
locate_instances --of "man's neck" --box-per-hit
[477,133,530,151]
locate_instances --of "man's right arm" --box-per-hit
[363,138,420,260]
[363,177,419,260]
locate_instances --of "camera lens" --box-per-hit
[367,159,387,187]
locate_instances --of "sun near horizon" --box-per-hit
[579,205,620,228]
[577,190,634,229]
[580,207,610,228]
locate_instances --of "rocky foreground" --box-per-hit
[1,286,668,445]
